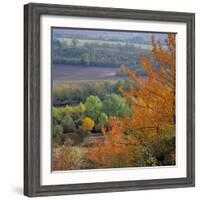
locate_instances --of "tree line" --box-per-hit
[53,93,132,137]
[52,39,150,67]
[53,80,136,107]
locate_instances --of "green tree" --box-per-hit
[71,103,86,127]
[52,107,63,124]
[65,105,73,114]
[102,94,131,117]
[75,102,86,114]
[53,124,63,137]
[62,39,68,46]
[85,96,102,121]
[96,112,108,131]
[62,112,75,133]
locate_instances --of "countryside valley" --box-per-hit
[52,28,176,171]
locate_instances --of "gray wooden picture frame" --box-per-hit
[24,3,195,197]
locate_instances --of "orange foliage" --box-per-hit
[122,34,175,130]
[87,34,176,167]
[87,117,135,168]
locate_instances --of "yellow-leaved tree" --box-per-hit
[82,117,95,134]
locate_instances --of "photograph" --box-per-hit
[24,3,195,196]
[51,28,176,171]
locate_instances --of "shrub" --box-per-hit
[116,65,128,76]
[53,124,63,137]
[62,132,83,146]
[53,146,87,170]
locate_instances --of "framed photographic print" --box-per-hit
[24,3,195,197]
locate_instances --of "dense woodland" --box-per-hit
[52,31,176,170]
[53,80,137,106]
[52,38,150,69]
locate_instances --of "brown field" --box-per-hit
[53,64,127,87]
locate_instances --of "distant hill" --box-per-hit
[52,28,168,45]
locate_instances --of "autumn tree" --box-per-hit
[82,117,95,134]
[87,34,176,167]
[119,34,176,132]
[87,117,134,168]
